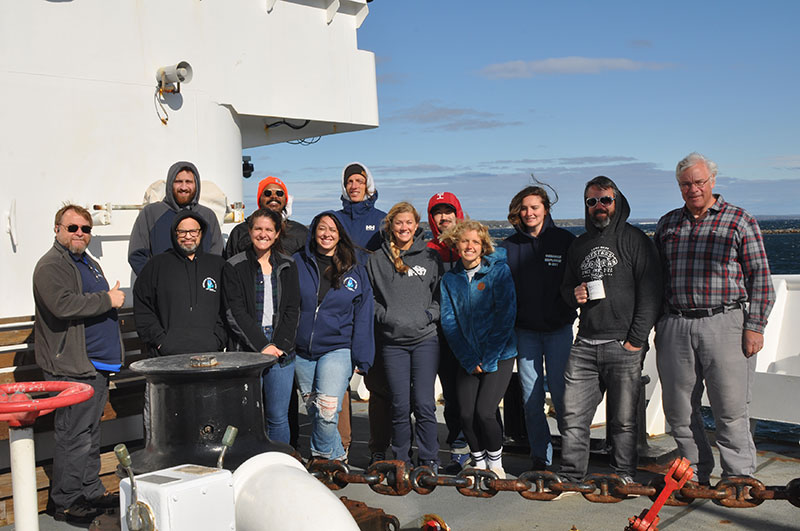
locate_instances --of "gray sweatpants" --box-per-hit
[655,308,756,482]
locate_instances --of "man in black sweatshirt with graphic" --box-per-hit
[133,210,227,357]
[557,176,661,486]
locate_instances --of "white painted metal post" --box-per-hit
[9,426,39,531]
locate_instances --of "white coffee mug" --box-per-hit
[586,279,606,300]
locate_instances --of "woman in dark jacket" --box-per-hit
[223,208,300,444]
[440,220,517,478]
[499,186,576,470]
[366,202,442,471]
[293,212,374,461]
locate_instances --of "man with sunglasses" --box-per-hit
[557,176,661,487]
[224,176,309,258]
[129,161,223,275]
[654,153,775,485]
[33,204,126,523]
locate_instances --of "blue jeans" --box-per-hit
[558,339,643,482]
[382,336,440,463]
[294,348,352,460]
[516,325,573,465]
[261,326,295,444]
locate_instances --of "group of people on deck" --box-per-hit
[33,152,774,522]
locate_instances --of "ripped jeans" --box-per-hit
[294,348,352,460]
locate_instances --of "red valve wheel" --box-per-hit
[0,381,94,427]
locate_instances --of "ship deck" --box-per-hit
[4,400,800,530]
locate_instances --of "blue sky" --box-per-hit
[245,1,800,223]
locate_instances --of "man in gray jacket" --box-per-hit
[33,204,126,523]
[128,161,223,275]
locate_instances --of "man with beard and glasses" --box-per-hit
[34,204,125,523]
[133,211,227,357]
[556,176,661,487]
[224,176,309,258]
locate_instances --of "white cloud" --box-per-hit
[385,101,523,131]
[479,56,673,79]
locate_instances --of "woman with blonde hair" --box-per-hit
[439,220,517,478]
[367,202,443,471]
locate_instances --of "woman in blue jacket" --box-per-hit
[222,208,300,444]
[292,212,374,461]
[440,221,517,479]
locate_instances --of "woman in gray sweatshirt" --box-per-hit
[366,202,443,471]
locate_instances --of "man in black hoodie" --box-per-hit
[133,210,227,356]
[557,176,661,485]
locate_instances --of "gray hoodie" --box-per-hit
[127,161,223,275]
[367,228,443,346]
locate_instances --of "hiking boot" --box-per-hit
[530,458,548,471]
[368,452,386,467]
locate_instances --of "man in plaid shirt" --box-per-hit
[654,152,775,484]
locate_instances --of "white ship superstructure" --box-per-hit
[0,0,378,317]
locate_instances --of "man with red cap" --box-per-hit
[427,192,470,472]
[224,176,309,258]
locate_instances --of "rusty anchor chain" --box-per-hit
[306,458,800,508]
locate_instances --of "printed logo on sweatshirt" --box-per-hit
[343,276,358,292]
[408,265,427,277]
[579,246,618,280]
[365,224,376,231]
[544,254,562,267]
[202,277,218,293]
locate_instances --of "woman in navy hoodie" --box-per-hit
[292,212,374,461]
[222,208,300,444]
[440,221,517,478]
[499,186,576,471]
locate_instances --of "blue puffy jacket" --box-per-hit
[292,240,375,373]
[440,248,517,374]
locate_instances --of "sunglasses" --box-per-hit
[61,224,92,234]
[585,196,614,208]
[262,189,285,198]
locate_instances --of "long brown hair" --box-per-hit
[507,186,551,226]
[309,213,356,288]
[383,202,420,274]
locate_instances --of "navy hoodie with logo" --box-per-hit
[292,212,375,373]
[499,215,576,332]
[560,190,661,348]
[133,210,227,356]
[334,162,387,252]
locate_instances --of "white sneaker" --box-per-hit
[489,464,506,479]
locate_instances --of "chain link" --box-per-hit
[306,459,800,508]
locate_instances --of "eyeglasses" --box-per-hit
[61,224,92,234]
[585,196,614,208]
[262,189,285,198]
[679,178,711,190]
[176,228,201,237]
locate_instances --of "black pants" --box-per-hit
[365,347,392,454]
[437,337,466,449]
[456,358,514,453]
[44,370,109,509]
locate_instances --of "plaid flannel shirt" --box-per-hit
[654,194,775,333]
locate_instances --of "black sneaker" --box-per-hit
[53,500,101,524]
[88,491,120,509]
[530,458,548,471]
[368,452,386,466]
[418,460,439,475]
